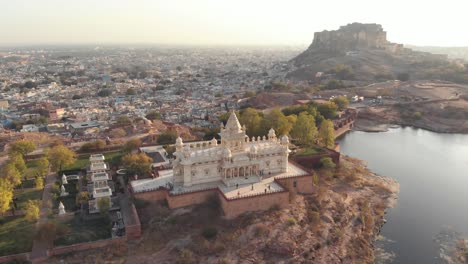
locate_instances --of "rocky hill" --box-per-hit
[289,23,456,82]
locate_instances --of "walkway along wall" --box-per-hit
[0,253,30,264]
[131,174,316,219]
[47,236,127,257]
[218,189,289,219]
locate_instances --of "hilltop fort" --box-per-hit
[290,23,450,81]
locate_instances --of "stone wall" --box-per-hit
[166,189,218,209]
[276,175,315,195]
[219,190,289,219]
[47,237,127,257]
[0,253,30,264]
[133,188,168,201]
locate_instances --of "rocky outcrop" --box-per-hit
[310,23,388,52]
[289,23,451,82]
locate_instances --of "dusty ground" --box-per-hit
[47,156,399,264]
[347,80,468,133]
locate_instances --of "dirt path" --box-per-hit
[30,173,55,263]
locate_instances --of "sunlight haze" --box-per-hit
[1,0,467,46]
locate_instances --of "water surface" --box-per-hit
[338,127,468,263]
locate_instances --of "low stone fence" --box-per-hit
[167,188,218,209]
[219,189,289,219]
[293,148,340,169]
[47,236,127,257]
[0,252,30,264]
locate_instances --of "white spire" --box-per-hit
[225,110,242,133]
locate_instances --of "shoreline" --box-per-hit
[46,156,400,263]
[353,118,468,134]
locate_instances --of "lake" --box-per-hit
[338,127,468,263]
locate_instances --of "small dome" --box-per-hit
[211,138,218,145]
[175,137,183,145]
[281,135,289,143]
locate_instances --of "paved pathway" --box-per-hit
[30,173,56,263]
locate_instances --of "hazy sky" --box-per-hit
[1,0,467,47]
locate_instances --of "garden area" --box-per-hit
[14,186,42,211]
[294,145,326,157]
[54,216,112,246]
[63,150,126,171]
[0,216,36,255]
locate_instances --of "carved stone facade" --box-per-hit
[172,111,290,187]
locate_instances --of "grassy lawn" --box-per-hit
[25,159,41,179]
[295,145,326,157]
[14,188,42,210]
[64,150,126,171]
[64,154,90,171]
[0,216,35,256]
[54,181,79,212]
[54,216,111,246]
[104,150,126,166]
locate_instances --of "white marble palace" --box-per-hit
[172,111,290,188]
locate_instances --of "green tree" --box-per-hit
[80,140,106,152]
[218,112,231,124]
[8,153,27,176]
[318,120,335,148]
[320,157,336,168]
[331,64,355,80]
[0,178,13,214]
[323,80,345,90]
[98,198,111,215]
[116,115,132,126]
[36,157,49,177]
[121,153,153,177]
[263,108,295,136]
[1,163,22,187]
[238,108,264,137]
[24,200,40,222]
[9,140,36,158]
[317,102,338,119]
[126,88,136,95]
[145,110,162,120]
[157,131,178,145]
[331,96,349,111]
[110,128,127,138]
[76,191,90,209]
[47,145,77,172]
[124,138,142,153]
[97,89,111,97]
[35,176,44,189]
[290,112,318,145]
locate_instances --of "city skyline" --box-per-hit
[1,0,468,47]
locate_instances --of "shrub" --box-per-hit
[413,111,422,119]
[253,223,268,237]
[269,203,281,211]
[201,227,218,240]
[25,200,40,222]
[320,157,336,169]
[286,218,297,226]
[35,177,44,189]
[178,248,195,264]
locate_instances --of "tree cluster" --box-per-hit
[219,106,336,148]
